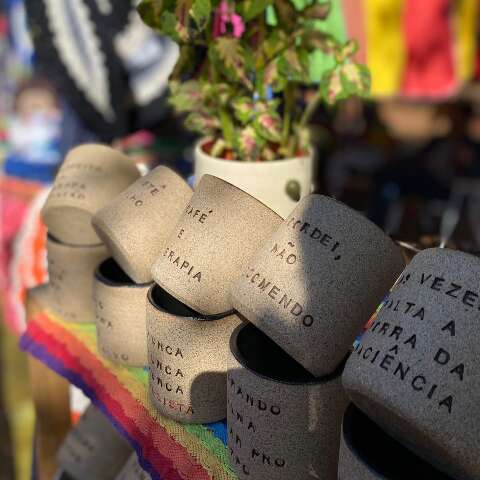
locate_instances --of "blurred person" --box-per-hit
[368,100,480,239]
[324,99,386,210]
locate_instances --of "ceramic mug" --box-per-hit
[42,144,140,245]
[338,404,452,480]
[92,166,193,284]
[151,174,283,315]
[115,453,148,480]
[227,322,347,480]
[343,248,480,480]
[231,194,405,377]
[47,234,109,323]
[93,258,152,367]
[57,404,132,480]
[147,283,241,423]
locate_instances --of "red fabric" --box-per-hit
[0,179,47,334]
[342,0,367,64]
[402,0,456,97]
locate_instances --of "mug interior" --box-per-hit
[231,322,345,384]
[95,257,136,286]
[148,283,232,320]
[343,404,452,479]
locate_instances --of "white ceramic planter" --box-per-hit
[194,139,314,218]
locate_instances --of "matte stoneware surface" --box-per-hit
[338,404,452,480]
[231,194,405,376]
[93,258,152,367]
[42,144,140,245]
[92,166,193,283]
[47,234,109,323]
[152,174,282,315]
[114,453,148,480]
[57,405,132,480]
[147,284,241,423]
[343,248,480,480]
[228,322,347,480]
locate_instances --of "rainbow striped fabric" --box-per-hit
[19,298,235,480]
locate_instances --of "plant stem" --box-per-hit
[219,107,235,148]
[282,82,294,153]
[301,88,324,127]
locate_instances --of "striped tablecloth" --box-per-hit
[20,288,235,480]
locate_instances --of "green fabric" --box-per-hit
[291,0,347,83]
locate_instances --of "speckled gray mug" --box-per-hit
[338,404,453,480]
[57,404,132,480]
[343,248,480,480]
[47,234,109,323]
[228,322,347,480]
[115,453,148,480]
[93,258,152,367]
[231,194,405,377]
[151,174,283,315]
[92,166,193,284]
[42,144,140,245]
[147,284,241,423]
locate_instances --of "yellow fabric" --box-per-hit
[455,0,478,82]
[1,322,35,480]
[365,0,405,96]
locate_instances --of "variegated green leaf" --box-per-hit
[190,0,211,29]
[168,80,204,112]
[238,126,263,161]
[184,112,220,135]
[160,11,181,41]
[278,48,309,82]
[254,111,282,142]
[303,2,331,19]
[241,0,271,21]
[232,97,254,124]
[209,38,253,89]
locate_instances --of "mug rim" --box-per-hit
[230,322,346,386]
[94,257,152,288]
[308,194,401,252]
[47,232,104,249]
[147,283,235,321]
[414,246,480,266]
[151,164,193,193]
[201,174,284,222]
[342,404,453,480]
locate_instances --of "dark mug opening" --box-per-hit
[230,322,346,385]
[95,257,139,287]
[343,404,452,479]
[148,283,233,320]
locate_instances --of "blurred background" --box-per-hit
[1,0,480,478]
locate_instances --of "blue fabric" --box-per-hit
[3,153,58,183]
[204,420,228,445]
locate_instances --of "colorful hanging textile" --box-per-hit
[341,0,367,64]
[454,0,478,83]
[364,0,405,97]
[402,0,456,98]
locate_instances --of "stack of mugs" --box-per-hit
[340,247,480,479]
[226,195,406,479]
[91,165,192,367]
[42,145,140,323]
[44,144,476,479]
[146,174,281,423]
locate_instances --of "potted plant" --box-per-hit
[138,0,370,216]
